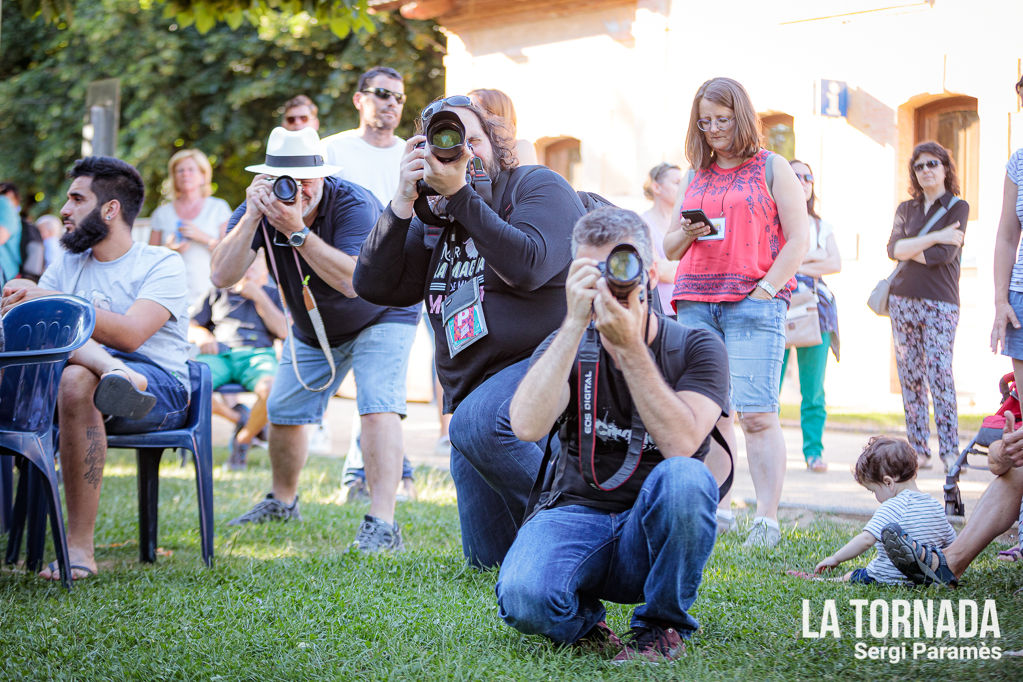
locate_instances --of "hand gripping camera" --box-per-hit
[413,108,492,225]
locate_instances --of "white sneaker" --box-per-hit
[308,422,332,455]
[743,518,781,548]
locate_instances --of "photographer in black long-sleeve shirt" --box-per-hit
[354,96,585,567]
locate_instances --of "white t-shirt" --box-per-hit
[322,129,404,206]
[39,242,192,389]
[862,489,956,584]
[1006,148,1023,292]
[150,197,232,311]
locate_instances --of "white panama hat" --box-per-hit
[245,126,341,179]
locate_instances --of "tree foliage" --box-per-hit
[13,0,377,38]
[0,0,444,216]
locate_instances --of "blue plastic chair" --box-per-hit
[105,360,215,567]
[0,295,95,590]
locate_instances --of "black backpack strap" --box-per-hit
[523,419,562,524]
[710,425,734,500]
[497,165,544,220]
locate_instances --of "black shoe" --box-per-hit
[227,492,301,526]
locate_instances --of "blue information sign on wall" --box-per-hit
[820,79,848,118]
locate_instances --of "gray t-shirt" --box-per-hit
[40,242,191,389]
[863,489,956,584]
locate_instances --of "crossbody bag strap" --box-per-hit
[260,222,337,392]
[887,196,959,282]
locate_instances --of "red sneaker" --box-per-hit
[574,620,623,655]
[612,625,686,663]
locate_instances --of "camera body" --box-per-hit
[597,243,645,301]
[272,175,298,204]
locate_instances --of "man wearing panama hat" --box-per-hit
[211,127,419,552]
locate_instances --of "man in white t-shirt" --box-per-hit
[323,66,412,497]
[1,156,192,582]
[323,66,406,206]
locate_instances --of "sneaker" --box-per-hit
[352,514,404,553]
[227,492,301,526]
[611,624,685,664]
[223,440,249,472]
[574,621,623,655]
[742,518,781,548]
[715,510,736,535]
[345,478,370,504]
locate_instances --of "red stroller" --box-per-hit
[944,372,1021,517]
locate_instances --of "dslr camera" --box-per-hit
[597,244,645,302]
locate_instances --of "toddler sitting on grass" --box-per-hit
[795,436,956,585]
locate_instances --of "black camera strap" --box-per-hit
[578,323,645,491]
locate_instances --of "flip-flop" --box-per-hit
[881,523,958,587]
[42,560,95,581]
[93,369,156,420]
[997,547,1023,562]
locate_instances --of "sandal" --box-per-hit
[41,560,95,582]
[806,456,828,473]
[997,547,1023,562]
[93,369,156,420]
[881,523,958,587]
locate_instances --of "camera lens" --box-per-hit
[431,128,463,150]
[424,110,467,163]
[603,244,644,300]
[272,176,298,204]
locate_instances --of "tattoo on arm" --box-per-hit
[83,425,105,489]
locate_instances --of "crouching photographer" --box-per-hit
[500,207,730,663]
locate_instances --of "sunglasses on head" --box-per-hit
[912,159,942,172]
[361,87,406,104]
[421,95,473,122]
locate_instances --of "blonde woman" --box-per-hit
[149,149,232,310]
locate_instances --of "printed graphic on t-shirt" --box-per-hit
[427,231,486,316]
[593,412,655,451]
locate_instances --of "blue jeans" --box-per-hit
[495,456,719,643]
[448,359,548,569]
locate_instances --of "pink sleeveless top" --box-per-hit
[671,149,793,305]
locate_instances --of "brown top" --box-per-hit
[886,192,969,306]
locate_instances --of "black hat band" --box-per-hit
[264,153,324,167]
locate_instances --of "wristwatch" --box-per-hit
[287,227,310,247]
[755,279,778,297]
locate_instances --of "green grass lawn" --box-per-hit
[0,447,1020,680]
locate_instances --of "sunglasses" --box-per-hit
[285,114,312,126]
[912,159,942,173]
[421,95,473,121]
[795,173,814,184]
[361,87,406,104]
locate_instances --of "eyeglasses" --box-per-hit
[795,173,814,184]
[361,87,406,104]
[285,114,312,126]
[421,95,473,121]
[696,116,734,132]
[912,159,942,173]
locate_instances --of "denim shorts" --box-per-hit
[675,296,786,413]
[267,322,416,425]
[1001,290,1023,360]
[103,349,190,435]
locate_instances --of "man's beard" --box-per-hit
[60,208,109,254]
